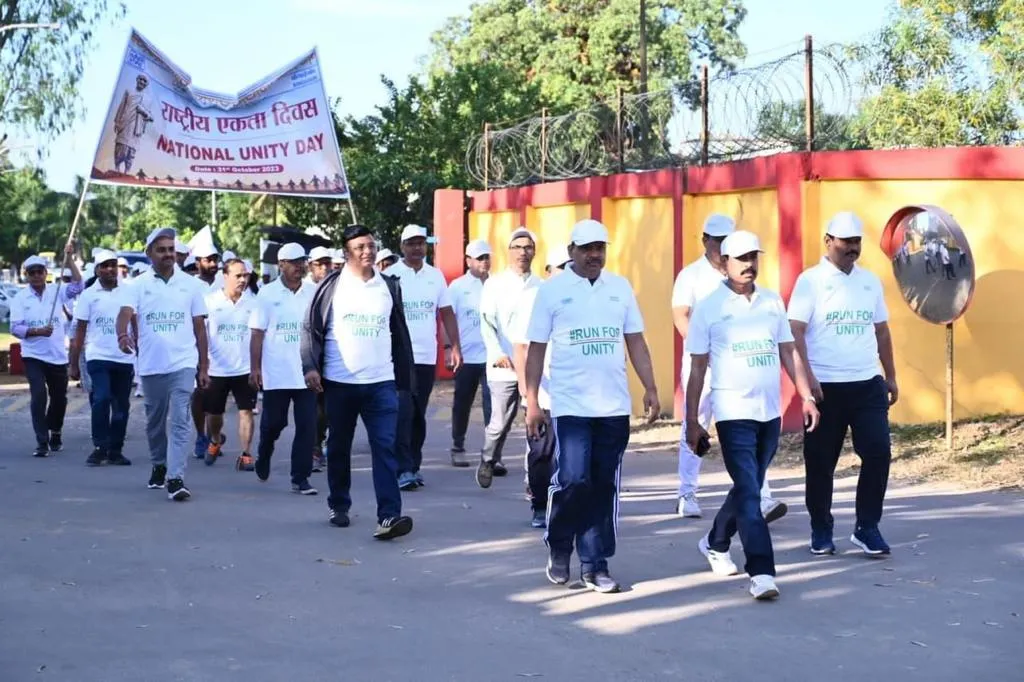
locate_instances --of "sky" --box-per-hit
[27,0,894,192]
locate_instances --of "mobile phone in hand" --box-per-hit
[695,433,711,457]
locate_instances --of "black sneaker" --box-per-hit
[167,478,191,502]
[373,516,413,540]
[531,509,547,529]
[492,461,508,477]
[328,509,350,527]
[810,528,836,555]
[107,452,132,466]
[291,480,318,495]
[48,431,63,452]
[851,527,891,557]
[582,570,621,594]
[476,460,494,489]
[254,454,270,482]
[546,551,571,585]
[147,464,167,489]
[86,448,106,467]
[32,443,48,458]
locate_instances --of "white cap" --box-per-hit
[546,248,570,269]
[465,239,491,259]
[308,246,332,262]
[400,224,428,242]
[826,211,864,239]
[221,250,237,262]
[721,230,763,258]
[183,253,196,269]
[570,219,609,246]
[93,249,117,265]
[117,257,129,267]
[188,225,218,258]
[145,227,176,250]
[277,242,306,262]
[508,227,536,247]
[703,214,736,238]
[332,248,345,263]
[22,255,46,270]
[174,239,190,255]
[376,248,395,264]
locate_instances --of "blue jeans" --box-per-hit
[709,418,781,577]
[258,389,317,485]
[86,360,134,453]
[324,380,402,522]
[545,416,630,573]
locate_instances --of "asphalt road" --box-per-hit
[1,383,1021,682]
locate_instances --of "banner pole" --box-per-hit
[211,190,218,227]
[48,178,91,323]
[346,196,358,225]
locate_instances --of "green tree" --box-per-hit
[754,100,868,152]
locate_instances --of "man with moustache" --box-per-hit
[10,243,83,457]
[189,237,221,459]
[475,227,542,489]
[117,228,211,501]
[788,212,898,557]
[301,224,415,539]
[685,230,819,600]
[389,224,463,490]
[447,239,493,467]
[526,219,660,593]
[70,250,135,467]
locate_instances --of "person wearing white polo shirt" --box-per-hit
[331,248,345,271]
[307,246,333,285]
[447,238,493,467]
[389,224,463,490]
[788,211,898,557]
[685,230,819,600]
[249,243,319,493]
[174,239,190,268]
[526,219,660,594]
[70,250,134,467]
[10,244,83,457]
[476,227,542,489]
[117,257,130,281]
[376,248,398,272]
[116,227,210,502]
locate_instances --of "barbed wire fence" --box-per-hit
[465,37,861,189]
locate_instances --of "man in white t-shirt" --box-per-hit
[70,250,135,467]
[525,219,660,594]
[788,212,898,558]
[189,235,220,459]
[10,245,83,457]
[300,224,416,540]
[376,248,398,272]
[249,243,318,494]
[447,239,493,467]
[117,228,210,502]
[389,224,463,490]
[670,214,783,521]
[476,227,542,489]
[302,245,334,471]
[685,230,820,600]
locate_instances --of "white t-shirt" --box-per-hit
[205,289,257,377]
[387,260,452,365]
[10,283,81,364]
[671,255,726,311]
[686,283,795,423]
[480,269,542,382]
[74,283,133,365]
[448,273,487,365]
[509,286,551,410]
[787,257,888,384]
[249,278,314,391]
[323,267,394,384]
[120,269,207,377]
[526,267,644,418]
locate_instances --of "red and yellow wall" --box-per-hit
[433,147,1024,430]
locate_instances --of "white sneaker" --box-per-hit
[749,574,780,600]
[760,498,788,524]
[677,492,702,518]
[698,533,739,577]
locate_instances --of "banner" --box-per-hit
[90,30,349,198]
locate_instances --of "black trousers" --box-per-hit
[526,410,556,512]
[396,364,436,475]
[450,363,491,450]
[803,375,892,534]
[257,389,316,485]
[23,358,69,446]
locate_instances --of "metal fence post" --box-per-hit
[804,34,815,152]
[483,122,491,190]
[700,65,710,165]
[540,108,548,182]
[617,86,626,173]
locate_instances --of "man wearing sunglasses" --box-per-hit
[10,244,83,457]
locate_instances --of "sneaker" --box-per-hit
[48,431,62,452]
[492,461,508,477]
[235,452,254,472]
[749,574,780,600]
[32,443,48,458]
[450,447,469,468]
[311,449,326,473]
[291,480,318,496]
[147,465,167,489]
[166,478,191,502]
[677,492,702,518]
[850,527,891,557]
[328,509,350,527]
[86,448,106,467]
[414,471,425,487]
[761,498,788,524]
[546,551,571,585]
[204,442,221,466]
[698,533,739,577]
[531,509,547,529]
[374,516,413,540]
[106,452,132,466]
[476,461,494,489]
[194,435,209,460]
[810,529,836,555]
[254,454,270,482]
[582,570,621,594]
[398,472,418,491]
